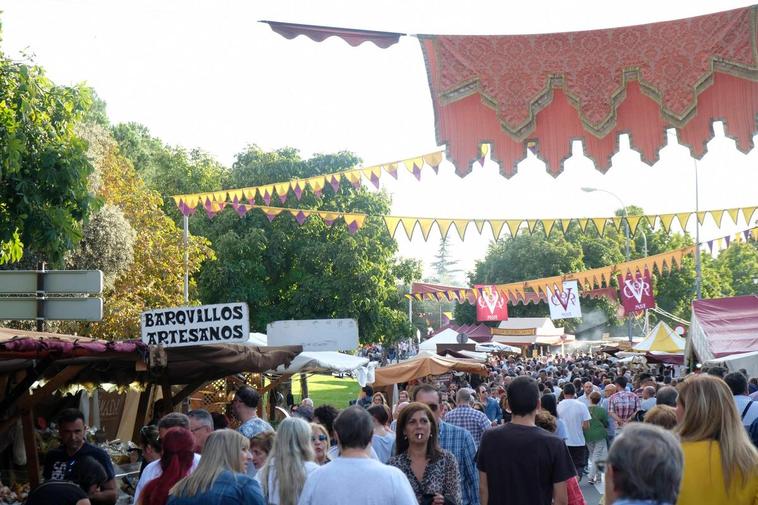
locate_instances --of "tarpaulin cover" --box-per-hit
[264,21,402,48]
[688,295,758,362]
[420,6,758,176]
[372,352,487,386]
[269,350,368,374]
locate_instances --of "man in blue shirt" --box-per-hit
[478,386,502,424]
[414,384,480,505]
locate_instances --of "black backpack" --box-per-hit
[741,401,758,447]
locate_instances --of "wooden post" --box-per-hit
[299,373,309,401]
[21,410,39,489]
[171,382,206,408]
[132,388,151,443]
[161,376,173,416]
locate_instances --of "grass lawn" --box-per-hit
[290,373,360,408]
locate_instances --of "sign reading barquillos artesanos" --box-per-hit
[141,302,250,348]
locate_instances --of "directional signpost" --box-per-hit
[0,268,104,329]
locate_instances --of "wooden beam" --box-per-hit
[170,381,207,407]
[22,410,40,489]
[0,359,52,415]
[160,376,173,416]
[131,388,151,443]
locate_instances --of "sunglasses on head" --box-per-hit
[311,434,328,442]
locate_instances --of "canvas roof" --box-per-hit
[269,351,368,374]
[633,321,685,353]
[419,328,477,351]
[497,318,565,336]
[688,295,758,362]
[372,352,487,386]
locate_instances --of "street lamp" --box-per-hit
[581,187,633,343]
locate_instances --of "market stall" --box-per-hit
[371,351,487,387]
[0,327,299,494]
[631,321,685,364]
[687,295,758,365]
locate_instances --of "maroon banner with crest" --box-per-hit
[475,285,509,322]
[617,270,656,315]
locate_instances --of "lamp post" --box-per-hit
[581,187,633,343]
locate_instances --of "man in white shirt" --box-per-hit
[298,406,416,505]
[133,413,202,504]
[577,382,594,407]
[557,383,591,481]
[725,372,758,426]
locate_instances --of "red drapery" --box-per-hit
[420,6,758,176]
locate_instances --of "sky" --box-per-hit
[2,0,756,282]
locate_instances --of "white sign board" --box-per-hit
[267,319,359,352]
[141,302,249,347]
[546,280,582,320]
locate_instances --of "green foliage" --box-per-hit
[111,122,225,217]
[715,241,758,296]
[65,204,136,289]
[0,56,97,264]
[193,145,412,344]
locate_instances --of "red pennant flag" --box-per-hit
[617,270,655,315]
[475,284,508,322]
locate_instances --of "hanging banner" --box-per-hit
[476,285,508,322]
[617,271,656,315]
[546,280,582,320]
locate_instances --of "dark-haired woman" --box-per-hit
[540,393,567,441]
[388,402,460,505]
[138,427,195,505]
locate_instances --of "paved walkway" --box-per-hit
[579,477,603,504]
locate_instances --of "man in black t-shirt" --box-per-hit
[42,408,117,505]
[477,376,575,505]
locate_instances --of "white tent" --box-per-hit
[270,351,369,374]
[704,350,758,379]
[633,321,685,354]
[475,342,521,354]
[419,328,477,351]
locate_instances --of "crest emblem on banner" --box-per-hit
[545,280,582,320]
[475,285,508,322]
[617,270,656,314]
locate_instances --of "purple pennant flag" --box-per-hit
[347,220,359,234]
[265,211,278,222]
[278,191,288,204]
[178,200,191,216]
[230,195,240,212]
[370,173,380,188]
[707,240,714,253]
[314,188,323,198]
[430,164,440,175]
[235,204,249,218]
[263,190,272,206]
[412,164,422,180]
[745,230,751,241]
[725,235,731,247]
[350,177,362,190]
[295,211,307,225]
[330,176,341,193]
[294,183,303,200]
[386,165,398,179]
[324,216,337,227]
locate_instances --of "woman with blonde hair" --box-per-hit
[676,374,758,505]
[309,423,330,465]
[372,392,387,406]
[257,417,317,505]
[168,429,262,505]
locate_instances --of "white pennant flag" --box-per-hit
[546,280,582,320]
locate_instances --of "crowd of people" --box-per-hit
[26,353,758,505]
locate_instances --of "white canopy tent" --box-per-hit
[704,350,758,379]
[419,328,477,351]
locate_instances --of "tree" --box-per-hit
[111,122,225,218]
[194,145,412,344]
[66,124,214,339]
[430,237,462,284]
[715,241,758,296]
[0,52,97,265]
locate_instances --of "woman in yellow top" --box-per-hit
[676,374,758,505]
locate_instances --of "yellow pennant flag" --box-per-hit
[676,213,692,230]
[591,218,608,236]
[383,216,402,237]
[489,220,506,239]
[626,216,642,236]
[212,190,228,202]
[696,211,706,225]
[228,189,245,203]
[527,219,539,234]
[474,220,486,234]
[609,217,622,232]
[752,229,758,240]
[727,208,740,225]
[400,218,417,240]
[542,219,557,237]
[506,220,522,238]
[576,218,589,232]
[452,220,469,240]
[418,218,435,241]
[423,151,444,168]
[274,183,290,199]
[710,209,725,227]
[436,219,454,240]
[347,214,367,230]
[561,219,573,234]
[742,207,756,225]
[658,214,675,233]
[307,176,326,195]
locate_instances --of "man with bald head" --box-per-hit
[445,388,492,446]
